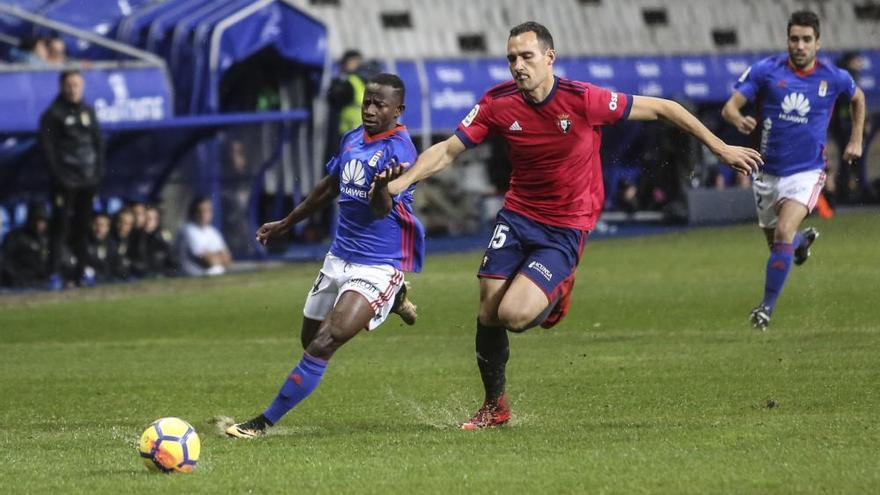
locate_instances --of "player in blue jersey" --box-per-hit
[225,73,425,438]
[722,11,866,331]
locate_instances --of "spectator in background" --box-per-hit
[40,69,104,290]
[11,36,50,66]
[129,201,147,235]
[220,139,254,256]
[80,213,116,285]
[705,167,727,190]
[325,50,381,160]
[615,178,639,214]
[177,197,231,277]
[126,200,147,273]
[1,203,51,288]
[45,35,66,66]
[131,204,176,278]
[830,51,873,205]
[110,208,135,280]
[327,50,365,150]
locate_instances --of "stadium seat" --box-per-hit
[282,0,876,60]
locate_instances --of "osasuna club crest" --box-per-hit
[556,113,572,134]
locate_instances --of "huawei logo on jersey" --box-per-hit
[781,92,810,116]
[557,114,572,134]
[342,159,366,186]
[779,92,810,124]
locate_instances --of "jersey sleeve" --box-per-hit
[453,93,493,148]
[733,58,771,101]
[583,84,632,126]
[834,67,858,100]
[325,155,341,178]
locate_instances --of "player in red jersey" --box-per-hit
[373,21,763,429]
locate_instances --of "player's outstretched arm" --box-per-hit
[721,91,757,135]
[255,175,340,245]
[383,134,467,196]
[844,87,866,163]
[628,95,762,175]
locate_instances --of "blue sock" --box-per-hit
[793,231,804,250]
[762,242,794,311]
[262,353,328,425]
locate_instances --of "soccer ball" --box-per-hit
[138,417,200,473]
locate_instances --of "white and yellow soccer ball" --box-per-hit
[138,417,200,473]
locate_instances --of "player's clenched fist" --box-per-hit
[735,115,757,135]
[255,220,288,245]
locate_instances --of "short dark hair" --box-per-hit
[59,69,81,85]
[509,21,554,50]
[368,73,405,103]
[26,201,49,223]
[340,49,362,65]
[788,10,820,38]
[187,196,211,220]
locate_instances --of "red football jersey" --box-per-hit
[455,77,631,230]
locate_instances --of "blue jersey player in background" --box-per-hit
[226,73,425,438]
[722,10,866,331]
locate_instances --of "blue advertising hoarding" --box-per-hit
[0,66,172,132]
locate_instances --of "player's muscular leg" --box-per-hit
[478,277,512,327]
[300,318,322,350]
[773,200,809,243]
[305,292,375,360]
[497,274,553,332]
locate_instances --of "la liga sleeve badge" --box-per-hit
[462,104,480,127]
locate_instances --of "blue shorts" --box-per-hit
[477,208,588,302]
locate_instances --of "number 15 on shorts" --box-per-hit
[489,224,510,249]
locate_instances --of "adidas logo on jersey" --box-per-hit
[509,121,522,132]
[779,92,810,124]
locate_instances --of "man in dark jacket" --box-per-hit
[0,203,51,288]
[39,69,104,289]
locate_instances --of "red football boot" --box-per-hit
[460,394,511,430]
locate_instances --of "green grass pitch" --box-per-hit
[1,212,878,494]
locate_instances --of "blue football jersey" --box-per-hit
[326,125,425,272]
[734,54,857,176]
